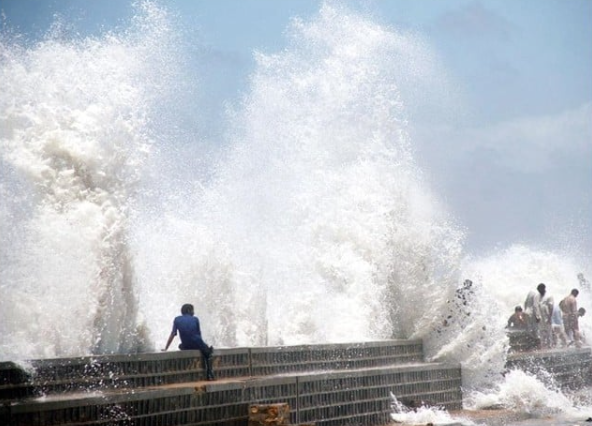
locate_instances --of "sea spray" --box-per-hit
[462,244,592,319]
[1,4,590,418]
[464,369,592,423]
[0,2,179,358]
[390,393,464,425]
[418,244,592,394]
[133,3,466,351]
[455,245,592,410]
[461,244,592,364]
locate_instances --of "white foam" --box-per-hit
[1,4,590,418]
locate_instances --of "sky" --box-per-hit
[1,0,591,256]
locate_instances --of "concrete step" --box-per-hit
[1,362,463,426]
[506,346,592,389]
[0,340,423,402]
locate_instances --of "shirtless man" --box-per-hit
[560,289,581,348]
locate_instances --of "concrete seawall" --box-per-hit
[506,347,592,389]
[1,340,462,426]
[1,341,590,426]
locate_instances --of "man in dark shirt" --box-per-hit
[163,304,215,380]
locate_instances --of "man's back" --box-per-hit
[562,295,578,315]
[524,291,536,313]
[174,314,202,349]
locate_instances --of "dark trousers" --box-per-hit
[178,338,211,357]
[179,339,214,380]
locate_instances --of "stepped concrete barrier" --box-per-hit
[249,340,423,376]
[2,341,590,426]
[1,363,462,426]
[0,341,424,402]
[0,348,251,401]
[506,346,592,389]
[0,340,463,426]
[295,363,462,425]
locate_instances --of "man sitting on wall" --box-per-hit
[506,305,538,352]
[507,306,528,329]
[163,303,215,381]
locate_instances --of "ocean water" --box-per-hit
[0,2,590,424]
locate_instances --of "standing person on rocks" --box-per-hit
[163,303,215,381]
[560,289,581,348]
[524,283,546,348]
[577,308,587,345]
[539,294,554,348]
[551,300,568,348]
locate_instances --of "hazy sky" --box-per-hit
[2,0,591,256]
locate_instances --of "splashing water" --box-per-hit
[392,369,591,425]
[0,2,590,418]
[456,247,592,417]
[391,393,469,425]
[469,369,570,415]
[467,369,592,423]
[132,2,464,351]
[0,2,179,357]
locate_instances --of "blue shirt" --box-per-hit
[172,314,203,349]
[551,307,563,326]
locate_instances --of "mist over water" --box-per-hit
[133,3,466,354]
[1,1,590,419]
[0,2,178,357]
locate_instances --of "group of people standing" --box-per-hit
[507,281,587,350]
